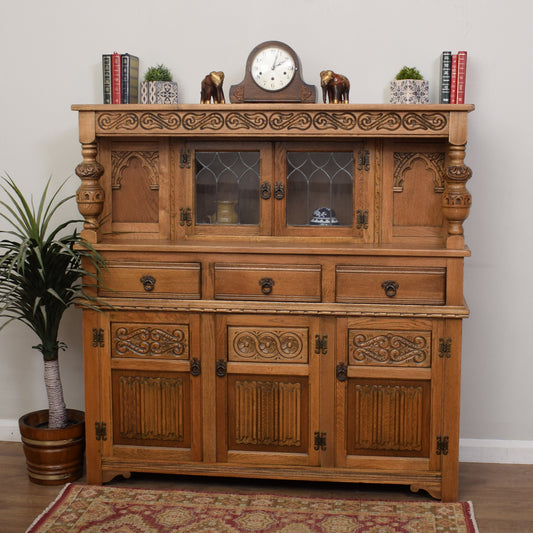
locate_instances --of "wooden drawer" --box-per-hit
[99,262,201,299]
[336,265,445,305]
[214,264,321,302]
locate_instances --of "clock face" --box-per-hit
[250,47,296,91]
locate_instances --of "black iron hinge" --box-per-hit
[439,338,452,358]
[92,328,104,348]
[314,431,327,451]
[314,335,328,355]
[179,207,192,226]
[436,435,449,455]
[358,149,370,171]
[356,209,369,229]
[95,422,107,441]
[180,148,191,169]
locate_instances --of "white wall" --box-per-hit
[1,0,532,459]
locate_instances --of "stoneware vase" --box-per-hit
[19,409,85,485]
[140,81,178,104]
[390,79,429,104]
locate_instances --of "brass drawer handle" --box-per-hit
[259,277,275,295]
[381,280,399,298]
[140,275,156,292]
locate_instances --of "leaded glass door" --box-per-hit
[181,142,273,237]
[275,142,372,240]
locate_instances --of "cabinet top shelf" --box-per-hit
[72,103,474,142]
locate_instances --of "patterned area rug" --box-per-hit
[27,483,479,532]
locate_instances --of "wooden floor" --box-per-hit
[2,441,532,532]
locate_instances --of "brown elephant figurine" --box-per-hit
[200,71,225,104]
[320,70,350,104]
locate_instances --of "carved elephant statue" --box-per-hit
[200,71,225,104]
[320,70,350,104]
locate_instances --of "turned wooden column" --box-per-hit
[443,112,472,249]
[442,144,472,249]
[75,112,104,243]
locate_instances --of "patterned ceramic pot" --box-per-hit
[389,79,429,104]
[140,81,178,104]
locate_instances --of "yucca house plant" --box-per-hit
[0,175,106,483]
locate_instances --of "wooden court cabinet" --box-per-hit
[73,103,473,500]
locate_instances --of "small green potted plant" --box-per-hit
[0,175,107,484]
[390,66,429,104]
[140,63,178,104]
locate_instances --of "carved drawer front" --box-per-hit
[228,327,308,363]
[111,370,191,447]
[100,261,201,299]
[336,265,445,304]
[214,263,321,301]
[111,323,189,360]
[348,329,431,367]
[346,378,431,457]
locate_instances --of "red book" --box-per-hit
[450,54,458,104]
[112,52,122,104]
[456,51,467,104]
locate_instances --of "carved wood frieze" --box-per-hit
[233,379,303,447]
[112,323,188,359]
[348,382,427,453]
[95,110,448,136]
[115,375,185,442]
[228,327,308,362]
[393,152,446,193]
[348,330,431,367]
[111,151,159,190]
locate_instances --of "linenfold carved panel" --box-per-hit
[96,110,448,136]
[112,323,188,359]
[347,381,429,456]
[230,378,306,450]
[349,330,431,367]
[228,327,308,363]
[114,374,187,444]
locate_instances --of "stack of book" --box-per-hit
[102,52,139,104]
[439,51,467,104]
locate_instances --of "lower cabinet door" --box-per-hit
[216,314,321,467]
[101,311,202,463]
[336,317,444,473]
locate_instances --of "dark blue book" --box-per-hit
[440,51,452,104]
[121,53,139,104]
[102,54,112,104]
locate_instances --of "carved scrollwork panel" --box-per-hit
[348,329,431,367]
[112,323,189,359]
[228,327,308,362]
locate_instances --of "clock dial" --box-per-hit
[251,47,296,91]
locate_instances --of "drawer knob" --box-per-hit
[259,277,275,295]
[381,280,399,298]
[140,275,156,292]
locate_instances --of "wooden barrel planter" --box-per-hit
[19,409,85,485]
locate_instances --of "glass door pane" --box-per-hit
[286,152,353,227]
[195,151,261,226]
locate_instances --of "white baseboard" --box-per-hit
[1,420,532,464]
[0,419,20,441]
[459,438,533,464]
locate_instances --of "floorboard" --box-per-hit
[2,441,532,532]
